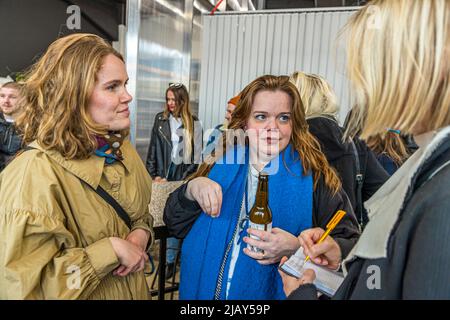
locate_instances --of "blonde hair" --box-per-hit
[344,0,450,139]
[16,33,126,160]
[290,71,339,119]
[366,133,411,166]
[163,84,194,160]
[192,75,341,193]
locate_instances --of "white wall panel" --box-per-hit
[199,8,358,130]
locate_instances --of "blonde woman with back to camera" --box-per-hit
[0,34,153,299]
[280,0,450,299]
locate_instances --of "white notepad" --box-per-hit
[280,248,344,297]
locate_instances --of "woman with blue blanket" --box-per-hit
[163,75,360,300]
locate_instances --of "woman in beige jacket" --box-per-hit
[0,34,153,299]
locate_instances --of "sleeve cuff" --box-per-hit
[131,220,152,234]
[85,238,120,280]
[178,183,201,211]
[131,216,155,251]
[287,284,318,300]
[335,237,355,261]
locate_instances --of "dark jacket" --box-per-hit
[307,117,390,227]
[376,153,399,175]
[288,135,450,300]
[0,115,22,171]
[206,124,223,148]
[163,175,361,259]
[146,112,200,181]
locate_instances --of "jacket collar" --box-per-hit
[28,140,133,189]
[0,113,9,125]
[342,126,450,274]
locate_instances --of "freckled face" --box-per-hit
[87,54,132,131]
[246,90,292,157]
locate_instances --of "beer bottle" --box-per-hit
[247,172,272,253]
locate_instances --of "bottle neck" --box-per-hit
[254,176,268,207]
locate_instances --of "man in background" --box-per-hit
[204,94,240,156]
[0,82,23,171]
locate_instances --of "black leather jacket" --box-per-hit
[146,112,201,181]
[0,115,22,171]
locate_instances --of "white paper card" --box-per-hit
[280,248,344,297]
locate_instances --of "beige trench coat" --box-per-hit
[0,140,153,299]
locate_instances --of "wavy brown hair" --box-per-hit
[366,133,411,166]
[16,33,127,160]
[191,75,341,193]
[163,84,194,160]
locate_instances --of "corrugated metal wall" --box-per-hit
[198,8,357,130]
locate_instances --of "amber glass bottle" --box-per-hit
[247,172,272,253]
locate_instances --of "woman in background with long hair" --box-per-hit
[146,82,200,278]
[366,132,414,175]
[146,83,199,182]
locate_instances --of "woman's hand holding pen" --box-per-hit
[186,177,223,217]
[299,227,342,270]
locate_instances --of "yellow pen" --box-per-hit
[303,210,347,264]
